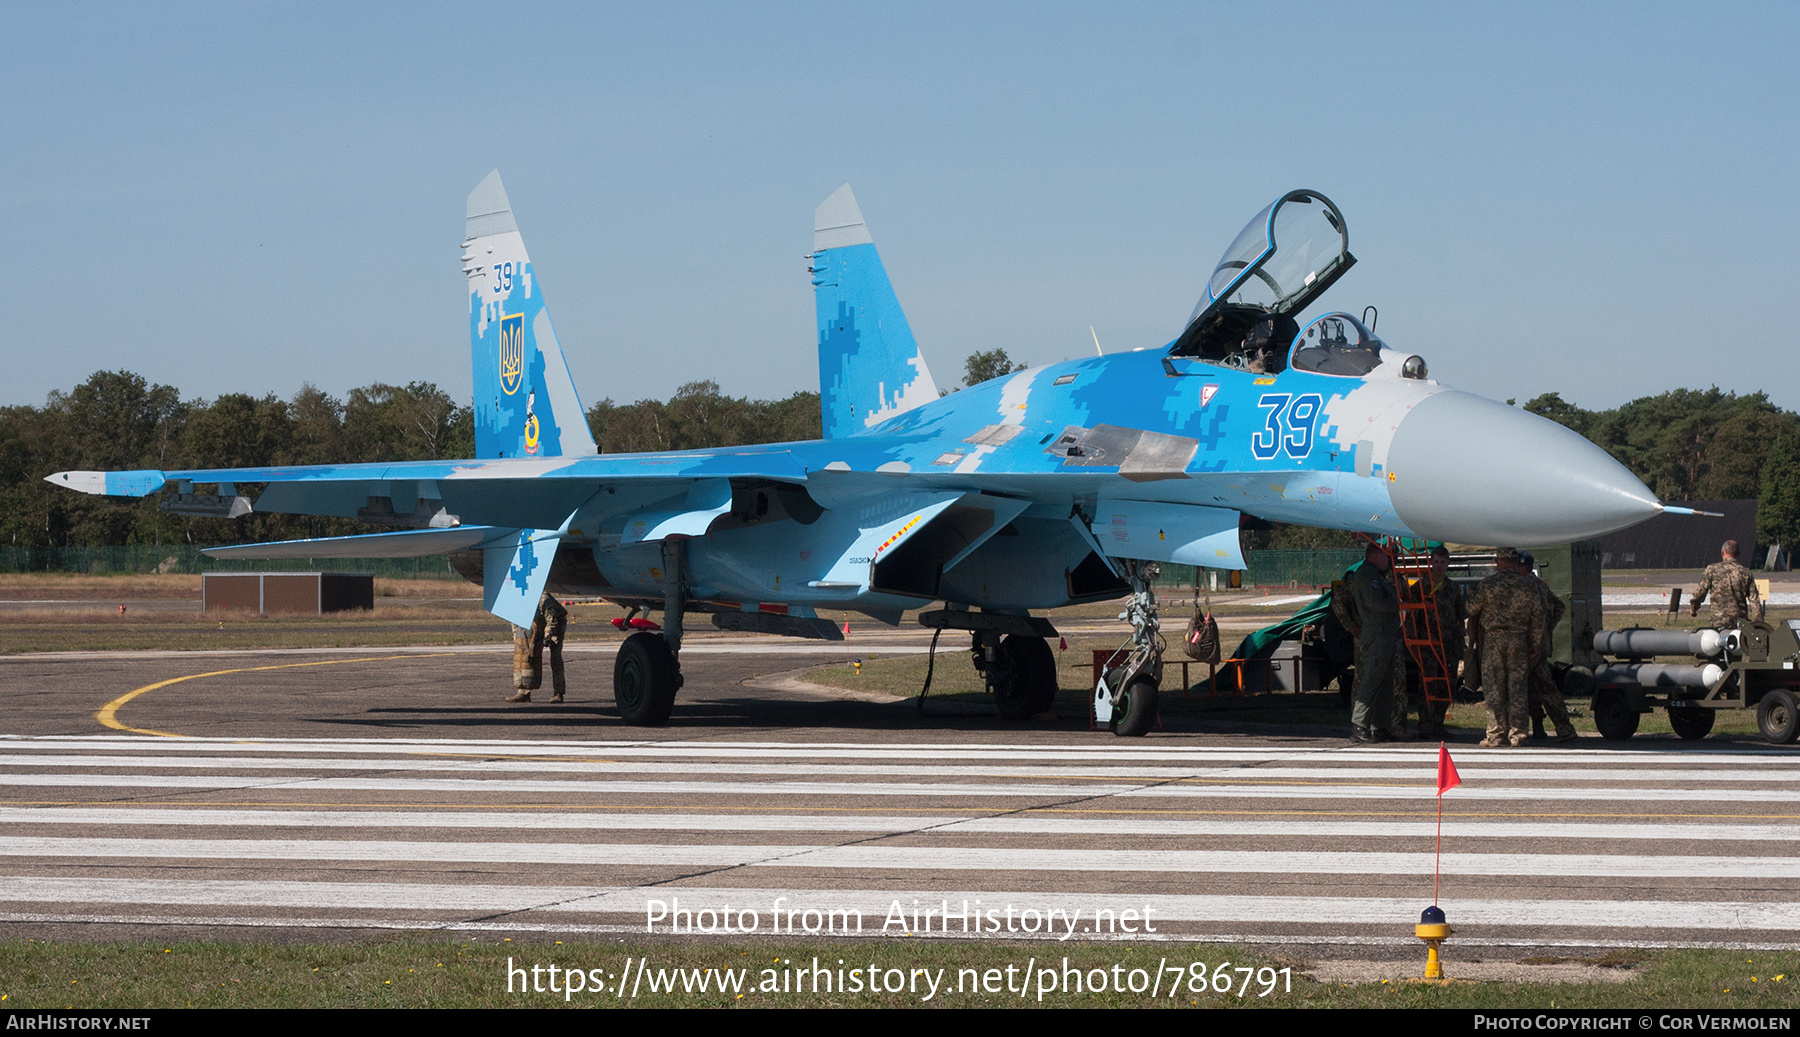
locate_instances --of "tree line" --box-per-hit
[0,370,821,550]
[3,364,1796,555]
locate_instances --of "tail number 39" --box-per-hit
[1251,393,1322,461]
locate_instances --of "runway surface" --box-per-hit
[2,640,1798,953]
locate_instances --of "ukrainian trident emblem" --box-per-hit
[498,313,524,395]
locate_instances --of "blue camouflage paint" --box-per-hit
[471,262,573,460]
[813,242,937,439]
[48,182,1665,628]
[104,471,166,496]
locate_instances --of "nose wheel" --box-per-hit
[1093,559,1164,737]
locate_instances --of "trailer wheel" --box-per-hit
[1593,688,1639,741]
[1667,705,1715,741]
[1757,689,1800,745]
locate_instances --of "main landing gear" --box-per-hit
[918,609,1061,721]
[614,539,686,726]
[1093,559,1163,737]
[974,630,1059,720]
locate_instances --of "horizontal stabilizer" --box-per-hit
[202,526,512,560]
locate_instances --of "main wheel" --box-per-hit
[1667,704,1715,741]
[1592,688,1640,741]
[1112,677,1159,737]
[993,635,1057,719]
[1757,689,1800,745]
[614,631,680,726]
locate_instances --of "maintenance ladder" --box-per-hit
[1387,538,1456,714]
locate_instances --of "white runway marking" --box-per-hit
[5,806,1795,843]
[8,734,1797,766]
[3,837,1793,876]
[2,877,1797,934]
[1,734,1795,945]
[3,752,1790,784]
[3,771,1797,802]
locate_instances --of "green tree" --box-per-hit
[1522,392,1596,439]
[343,382,466,461]
[964,349,1024,387]
[1758,426,1800,552]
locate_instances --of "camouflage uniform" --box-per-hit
[1468,569,1545,747]
[1527,581,1575,739]
[1348,560,1407,736]
[509,593,569,702]
[1692,560,1764,627]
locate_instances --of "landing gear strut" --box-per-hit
[614,538,686,725]
[1094,559,1163,737]
[916,608,1061,719]
[973,631,1058,720]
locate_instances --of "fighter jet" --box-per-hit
[47,175,1667,733]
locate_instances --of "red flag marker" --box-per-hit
[1058,636,1068,651]
[1436,744,1462,796]
[842,620,850,635]
[1433,742,1461,905]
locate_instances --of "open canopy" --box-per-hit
[1169,190,1355,370]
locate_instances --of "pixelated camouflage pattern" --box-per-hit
[511,592,568,695]
[1470,570,1546,744]
[1693,559,1764,627]
[1348,562,1406,731]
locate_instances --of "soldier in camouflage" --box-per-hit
[1516,551,1577,742]
[1347,542,1408,743]
[507,592,569,703]
[1468,547,1546,747]
[1331,563,1403,710]
[1690,540,1764,627]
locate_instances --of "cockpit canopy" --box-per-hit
[1169,190,1355,372]
[1290,312,1384,377]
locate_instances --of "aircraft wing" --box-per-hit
[47,448,813,532]
[200,525,512,559]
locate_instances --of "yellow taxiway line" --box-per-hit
[94,652,460,737]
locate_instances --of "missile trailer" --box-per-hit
[1538,542,1798,744]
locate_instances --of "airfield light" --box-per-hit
[1415,905,1452,980]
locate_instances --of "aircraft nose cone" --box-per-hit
[1386,390,1659,546]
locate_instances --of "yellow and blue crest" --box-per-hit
[498,313,525,396]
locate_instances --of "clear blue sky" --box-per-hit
[5,2,1796,413]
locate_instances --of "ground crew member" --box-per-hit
[1468,547,1545,747]
[1412,545,1465,740]
[507,592,569,703]
[1329,567,1361,703]
[1690,540,1764,627]
[1515,551,1577,742]
[1347,541,1407,743]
